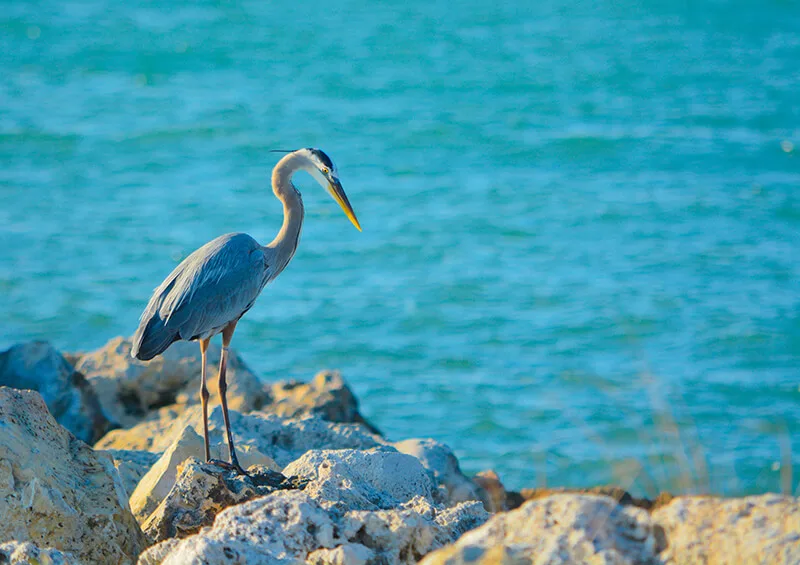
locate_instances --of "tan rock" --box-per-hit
[75,336,267,429]
[0,541,80,565]
[472,469,516,512]
[653,493,800,564]
[139,489,487,565]
[393,438,482,506]
[0,341,112,443]
[95,405,385,468]
[142,458,304,543]
[419,494,658,565]
[130,425,278,522]
[102,448,160,497]
[0,387,146,564]
[267,370,380,434]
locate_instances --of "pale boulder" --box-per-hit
[267,370,380,433]
[130,425,279,522]
[0,387,146,564]
[139,491,333,564]
[142,458,304,543]
[0,541,80,565]
[653,493,800,564]
[306,543,374,565]
[139,490,488,565]
[419,494,659,565]
[283,448,435,510]
[0,341,112,443]
[75,336,267,428]
[393,438,482,506]
[95,405,385,468]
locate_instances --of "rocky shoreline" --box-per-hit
[0,338,798,564]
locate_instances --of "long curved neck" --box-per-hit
[266,153,306,274]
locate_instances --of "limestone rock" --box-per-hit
[95,405,385,468]
[283,448,435,512]
[0,542,80,565]
[341,496,489,564]
[139,442,487,564]
[652,493,800,564]
[130,425,279,522]
[139,489,488,565]
[142,458,305,543]
[138,491,333,564]
[103,448,160,497]
[419,494,658,565]
[306,543,374,565]
[0,341,112,443]
[0,387,146,564]
[266,371,380,434]
[75,336,267,429]
[393,438,482,506]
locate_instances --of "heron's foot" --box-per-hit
[208,458,249,476]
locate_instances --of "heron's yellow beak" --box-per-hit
[328,178,362,231]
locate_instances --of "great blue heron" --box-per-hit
[131,148,361,474]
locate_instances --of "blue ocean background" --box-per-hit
[1,0,798,495]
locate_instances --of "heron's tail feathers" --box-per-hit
[131,314,179,361]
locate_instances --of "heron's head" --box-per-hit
[299,148,361,231]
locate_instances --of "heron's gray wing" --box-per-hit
[157,233,269,340]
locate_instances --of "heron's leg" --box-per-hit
[214,320,247,475]
[199,338,211,463]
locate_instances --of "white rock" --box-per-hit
[76,336,267,429]
[306,543,374,565]
[283,448,434,512]
[0,541,81,565]
[130,425,280,523]
[653,493,800,564]
[420,494,657,565]
[96,406,385,468]
[141,458,299,544]
[393,438,482,506]
[140,489,488,565]
[0,387,146,564]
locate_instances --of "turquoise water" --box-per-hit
[1,0,798,495]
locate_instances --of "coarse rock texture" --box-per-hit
[0,541,80,565]
[130,425,279,522]
[0,341,112,443]
[266,370,380,434]
[283,448,435,512]
[139,490,488,565]
[75,336,267,429]
[393,438,482,506]
[142,458,306,544]
[140,447,487,564]
[419,494,660,565]
[652,493,800,564]
[103,448,161,498]
[306,543,374,565]
[0,387,146,565]
[95,405,385,468]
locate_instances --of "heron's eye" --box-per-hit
[321,168,329,175]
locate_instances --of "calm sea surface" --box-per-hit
[1,0,798,495]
